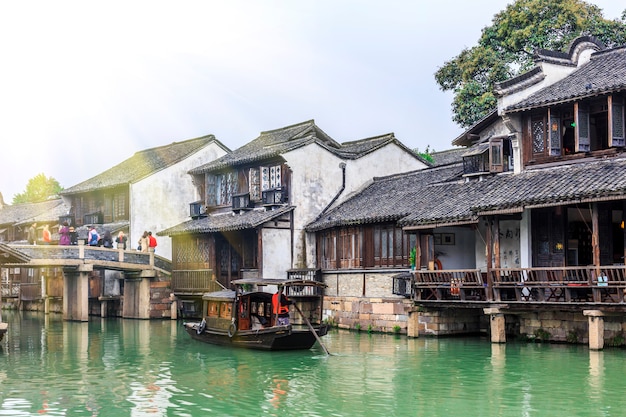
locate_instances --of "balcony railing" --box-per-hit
[171,269,223,294]
[286,268,323,296]
[411,265,626,304]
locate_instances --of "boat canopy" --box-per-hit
[231,278,326,289]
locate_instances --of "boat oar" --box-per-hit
[292,302,330,356]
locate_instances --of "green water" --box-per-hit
[0,311,625,417]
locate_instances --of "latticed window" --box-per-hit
[249,168,261,200]
[217,172,237,206]
[532,118,545,154]
[114,192,126,219]
[261,165,281,190]
[612,100,625,147]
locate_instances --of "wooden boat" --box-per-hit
[183,278,329,351]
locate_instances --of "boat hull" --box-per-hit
[184,321,329,351]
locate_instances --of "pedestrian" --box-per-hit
[272,287,292,326]
[102,230,113,248]
[42,224,51,244]
[27,223,37,245]
[148,231,157,252]
[88,226,100,246]
[138,231,149,252]
[59,222,71,245]
[116,231,127,250]
[69,227,78,245]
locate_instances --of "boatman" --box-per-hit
[272,287,292,326]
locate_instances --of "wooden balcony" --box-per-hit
[412,266,626,304]
[171,269,223,295]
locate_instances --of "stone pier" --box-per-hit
[583,310,605,350]
[122,270,157,319]
[63,265,92,322]
[484,307,506,343]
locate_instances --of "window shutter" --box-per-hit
[490,138,504,173]
[577,106,590,152]
[531,117,546,155]
[549,114,561,156]
[249,168,260,200]
[612,100,625,147]
[206,174,217,207]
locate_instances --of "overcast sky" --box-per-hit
[0,0,624,203]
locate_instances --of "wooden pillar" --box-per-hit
[584,310,605,350]
[63,265,92,322]
[622,201,626,263]
[493,216,501,269]
[592,203,600,268]
[486,219,493,270]
[484,307,506,343]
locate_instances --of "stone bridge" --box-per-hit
[0,243,172,321]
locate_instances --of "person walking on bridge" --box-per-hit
[59,222,71,245]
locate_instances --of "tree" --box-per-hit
[12,174,63,204]
[435,0,626,128]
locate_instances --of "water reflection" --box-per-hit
[1,312,626,416]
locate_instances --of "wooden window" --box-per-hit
[531,116,546,155]
[576,103,590,152]
[338,227,362,268]
[216,172,237,206]
[549,112,562,156]
[261,165,282,190]
[490,138,504,173]
[610,96,625,147]
[113,192,126,219]
[249,168,261,200]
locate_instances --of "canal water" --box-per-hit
[0,311,625,417]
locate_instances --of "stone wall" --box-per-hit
[509,311,626,345]
[149,280,173,319]
[407,308,486,337]
[323,296,412,333]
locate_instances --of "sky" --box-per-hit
[0,0,624,203]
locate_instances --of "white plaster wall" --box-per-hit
[433,226,476,270]
[498,64,576,113]
[285,142,427,269]
[130,142,228,260]
[341,142,428,204]
[261,227,292,279]
[473,219,521,271]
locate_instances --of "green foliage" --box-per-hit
[409,247,417,266]
[354,323,361,332]
[566,330,580,344]
[12,173,63,204]
[393,325,402,334]
[435,0,626,127]
[367,324,373,334]
[533,328,551,342]
[414,145,435,163]
[607,334,625,347]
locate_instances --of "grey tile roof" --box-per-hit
[430,148,467,166]
[158,206,295,236]
[189,120,429,174]
[472,156,626,213]
[62,135,226,195]
[504,46,626,112]
[307,155,626,231]
[305,164,465,231]
[0,199,69,227]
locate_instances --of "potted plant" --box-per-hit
[409,247,416,270]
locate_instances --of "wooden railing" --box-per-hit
[412,269,487,301]
[171,269,223,294]
[411,266,626,303]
